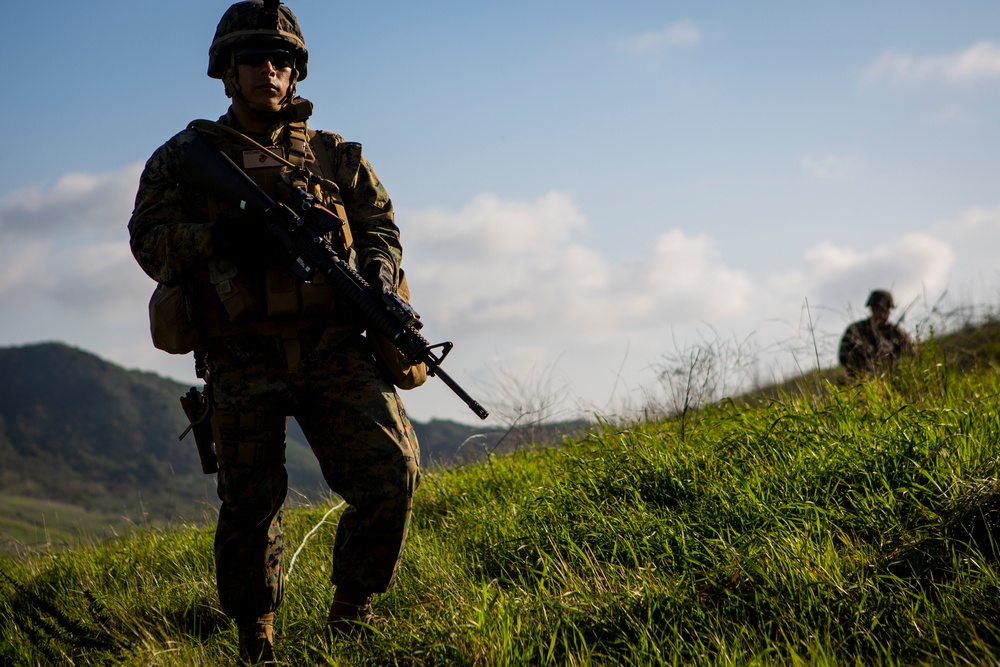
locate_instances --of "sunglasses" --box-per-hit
[234,49,295,70]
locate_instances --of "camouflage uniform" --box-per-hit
[129,110,421,626]
[838,317,912,377]
[838,289,913,377]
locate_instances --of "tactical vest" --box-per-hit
[186,118,360,348]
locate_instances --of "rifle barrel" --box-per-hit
[427,364,490,420]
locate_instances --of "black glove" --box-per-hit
[211,217,285,266]
[362,259,395,295]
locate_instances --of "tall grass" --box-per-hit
[4,339,1000,665]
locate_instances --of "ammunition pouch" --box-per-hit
[264,267,337,318]
[210,258,260,323]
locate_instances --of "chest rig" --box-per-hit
[186,116,357,369]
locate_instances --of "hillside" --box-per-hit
[0,343,219,531]
[0,342,585,549]
[4,331,1000,664]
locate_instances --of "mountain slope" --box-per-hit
[0,343,212,514]
[0,341,582,547]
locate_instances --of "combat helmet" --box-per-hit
[866,289,894,310]
[208,0,308,81]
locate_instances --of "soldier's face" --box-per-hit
[871,303,890,325]
[234,51,292,107]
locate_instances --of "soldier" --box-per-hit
[838,289,914,377]
[128,1,421,663]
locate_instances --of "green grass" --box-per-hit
[0,496,140,552]
[4,340,1000,665]
[0,431,324,553]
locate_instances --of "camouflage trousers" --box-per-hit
[205,332,420,623]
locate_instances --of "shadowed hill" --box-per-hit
[0,342,584,549]
[0,343,215,519]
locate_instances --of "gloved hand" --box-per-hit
[362,259,395,295]
[211,216,285,266]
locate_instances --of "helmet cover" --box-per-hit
[865,289,895,310]
[208,0,308,81]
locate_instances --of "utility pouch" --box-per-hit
[179,386,218,474]
[210,258,260,322]
[149,282,203,354]
[299,279,336,315]
[265,268,300,317]
[264,268,336,317]
[368,269,428,390]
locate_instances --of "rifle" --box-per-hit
[176,133,489,420]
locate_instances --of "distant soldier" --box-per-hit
[838,289,913,377]
[128,1,421,662]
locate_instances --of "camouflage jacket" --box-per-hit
[128,109,402,344]
[838,317,913,376]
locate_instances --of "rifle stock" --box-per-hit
[177,134,489,420]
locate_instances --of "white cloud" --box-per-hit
[48,242,151,317]
[0,163,142,237]
[925,105,978,124]
[403,192,751,341]
[0,161,156,377]
[636,230,752,320]
[769,233,954,312]
[933,205,1000,234]
[621,19,702,57]
[863,40,1000,84]
[800,153,865,181]
[399,189,757,421]
[927,206,1000,290]
[0,240,51,298]
[409,191,587,257]
[0,163,149,318]
[0,240,146,317]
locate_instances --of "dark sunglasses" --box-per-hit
[234,49,295,69]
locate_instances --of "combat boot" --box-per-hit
[237,613,275,665]
[326,585,377,642]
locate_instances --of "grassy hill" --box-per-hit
[0,342,218,546]
[3,331,1000,664]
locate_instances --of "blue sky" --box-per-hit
[4,1,1000,424]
